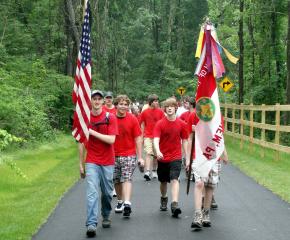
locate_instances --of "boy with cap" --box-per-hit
[79,90,118,237]
[103,91,116,114]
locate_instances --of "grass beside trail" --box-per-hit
[225,135,290,203]
[0,134,79,240]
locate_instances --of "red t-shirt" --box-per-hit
[187,111,198,133]
[86,111,118,165]
[153,117,189,162]
[114,113,142,156]
[103,105,116,115]
[139,108,164,138]
[179,111,190,123]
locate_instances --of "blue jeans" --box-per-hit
[85,163,114,226]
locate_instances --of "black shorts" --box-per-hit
[157,160,182,183]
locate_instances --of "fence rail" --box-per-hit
[220,103,290,155]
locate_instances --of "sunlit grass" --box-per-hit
[225,135,290,203]
[0,134,79,240]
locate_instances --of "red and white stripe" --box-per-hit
[72,54,91,143]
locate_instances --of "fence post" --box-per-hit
[261,104,266,157]
[232,106,236,134]
[240,103,244,149]
[275,103,280,160]
[224,106,228,132]
[249,103,254,152]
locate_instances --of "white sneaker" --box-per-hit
[115,200,124,213]
[152,171,158,179]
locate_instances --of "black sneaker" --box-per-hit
[144,171,151,181]
[86,224,96,237]
[115,200,124,213]
[171,201,182,218]
[160,196,168,211]
[123,204,132,217]
[211,196,218,210]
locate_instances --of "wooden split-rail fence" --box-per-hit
[220,103,290,158]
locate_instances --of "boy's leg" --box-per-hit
[158,161,169,211]
[85,163,100,227]
[99,165,114,228]
[122,156,137,217]
[114,157,124,213]
[169,161,182,218]
[202,185,214,227]
[191,180,204,230]
[143,138,154,180]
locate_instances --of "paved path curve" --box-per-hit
[33,164,290,240]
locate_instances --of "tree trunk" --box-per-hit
[247,15,255,90]
[238,0,244,104]
[64,0,80,50]
[286,0,290,123]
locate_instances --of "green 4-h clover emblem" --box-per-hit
[196,97,215,122]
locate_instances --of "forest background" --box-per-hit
[0,0,290,144]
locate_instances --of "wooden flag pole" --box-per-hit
[186,132,195,195]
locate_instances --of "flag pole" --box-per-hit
[186,133,195,195]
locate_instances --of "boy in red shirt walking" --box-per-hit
[79,90,118,237]
[139,94,164,180]
[153,98,189,217]
[113,95,144,217]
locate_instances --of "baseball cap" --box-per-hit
[91,90,104,98]
[105,91,113,98]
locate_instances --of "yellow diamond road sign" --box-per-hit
[177,87,186,96]
[219,76,234,92]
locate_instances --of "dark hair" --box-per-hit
[147,94,158,105]
[188,97,196,108]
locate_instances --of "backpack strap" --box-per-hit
[91,112,110,127]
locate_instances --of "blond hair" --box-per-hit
[162,97,178,108]
[114,95,131,106]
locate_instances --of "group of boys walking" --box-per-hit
[78,90,228,238]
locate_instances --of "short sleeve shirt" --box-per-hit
[86,111,118,165]
[153,117,189,162]
[114,113,142,156]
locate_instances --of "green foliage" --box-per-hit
[0,129,24,151]
[0,129,27,179]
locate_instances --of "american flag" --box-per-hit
[72,0,91,143]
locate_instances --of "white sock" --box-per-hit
[124,200,131,205]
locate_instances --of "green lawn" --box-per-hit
[225,135,290,203]
[0,135,79,240]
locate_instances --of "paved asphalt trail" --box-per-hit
[33,164,290,240]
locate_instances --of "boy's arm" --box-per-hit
[153,137,163,160]
[135,135,144,166]
[78,143,86,178]
[89,129,116,144]
[221,145,229,164]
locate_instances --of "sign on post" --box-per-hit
[219,76,234,92]
[176,87,186,96]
